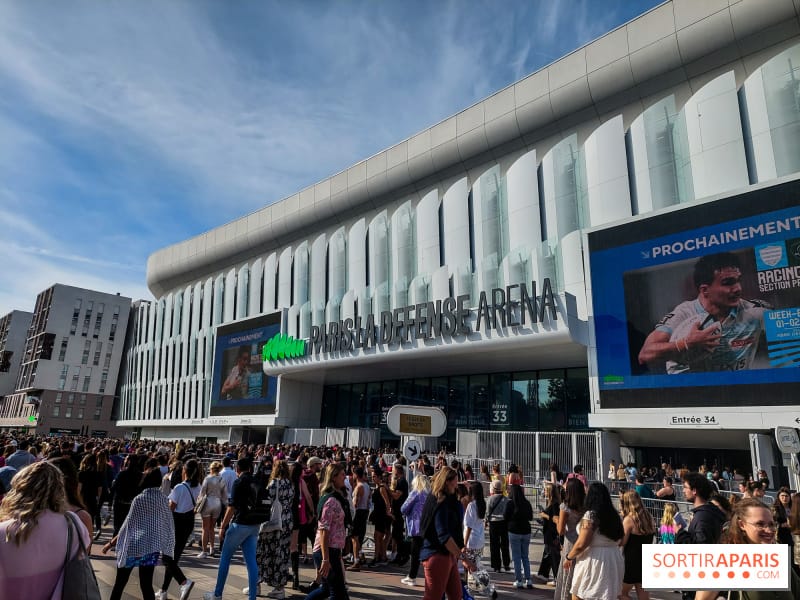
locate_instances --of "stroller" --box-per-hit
[465,554,498,599]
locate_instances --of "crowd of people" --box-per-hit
[0,432,799,600]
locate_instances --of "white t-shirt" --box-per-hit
[168,481,201,514]
[463,500,485,550]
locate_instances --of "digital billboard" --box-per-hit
[589,178,800,408]
[210,312,281,416]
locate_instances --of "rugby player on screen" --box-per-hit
[638,252,769,373]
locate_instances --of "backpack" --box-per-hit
[242,474,272,525]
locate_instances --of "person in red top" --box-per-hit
[565,465,588,491]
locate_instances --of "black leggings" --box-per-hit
[161,511,194,591]
[110,565,155,600]
[407,536,423,579]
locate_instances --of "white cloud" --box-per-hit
[0,0,657,316]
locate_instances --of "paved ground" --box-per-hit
[89,526,681,599]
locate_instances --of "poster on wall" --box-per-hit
[210,313,281,416]
[589,178,800,408]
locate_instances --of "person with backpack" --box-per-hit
[204,458,265,600]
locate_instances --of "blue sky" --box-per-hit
[0,0,662,316]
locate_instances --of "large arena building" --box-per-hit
[119,1,800,482]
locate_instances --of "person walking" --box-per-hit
[102,467,176,600]
[78,452,102,541]
[659,502,679,544]
[197,460,227,558]
[0,461,92,600]
[156,458,201,600]
[399,472,430,586]
[562,482,624,600]
[110,453,144,535]
[507,482,534,589]
[347,466,371,573]
[253,459,294,599]
[419,466,465,600]
[305,463,351,600]
[204,458,263,600]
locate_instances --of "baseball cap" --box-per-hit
[307,456,323,467]
[490,480,503,493]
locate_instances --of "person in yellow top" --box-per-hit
[491,464,507,496]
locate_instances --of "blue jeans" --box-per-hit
[306,547,349,599]
[508,531,531,582]
[214,522,260,600]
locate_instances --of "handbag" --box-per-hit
[62,512,102,600]
[194,492,208,514]
[260,498,283,533]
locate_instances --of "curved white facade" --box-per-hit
[121,1,800,441]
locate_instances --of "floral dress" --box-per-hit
[256,477,294,588]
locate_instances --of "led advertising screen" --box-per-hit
[589,178,800,408]
[210,313,280,416]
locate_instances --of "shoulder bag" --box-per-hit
[259,482,283,533]
[62,512,102,600]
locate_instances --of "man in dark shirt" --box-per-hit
[676,472,726,600]
[205,458,261,600]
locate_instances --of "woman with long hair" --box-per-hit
[197,460,227,558]
[367,465,391,567]
[254,459,295,599]
[619,490,656,600]
[773,486,794,567]
[554,478,585,600]
[111,453,144,535]
[400,472,431,586]
[463,480,489,589]
[698,498,800,599]
[289,461,312,590]
[0,461,91,599]
[563,481,624,600]
[95,448,113,539]
[156,458,201,600]
[791,492,800,574]
[659,502,678,544]
[50,455,94,543]
[78,452,102,541]
[103,468,176,600]
[305,462,351,600]
[534,482,562,584]
[419,466,465,600]
[507,483,534,589]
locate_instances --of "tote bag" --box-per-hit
[62,512,101,600]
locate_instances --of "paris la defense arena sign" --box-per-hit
[263,279,557,361]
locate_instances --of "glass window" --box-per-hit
[52,405,60,417]
[65,406,72,418]
[537,369,566,431]
[77,407,84,419]
[67,394,74,405]
[79,394,87,406]
[468,374,490,429]
[93,408,101,420]
[364,382,382,429]
[58,337,69,361]
[489,373,511,429]
[564,368,590,430]
[447,375,468,436]
[55,392,62,404]
[511,371,538,430]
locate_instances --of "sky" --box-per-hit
[0,0,663,316]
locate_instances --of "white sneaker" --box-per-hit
[513,580,524,589]
[197,551,208,559]
[547,580,556,587]
[266,588,285,599]
[242,584,261,596]
[180,579,195,600]
[155,592,168,600]
[203,594,222,600]
[400,576,417,586]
